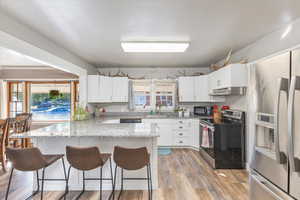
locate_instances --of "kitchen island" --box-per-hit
[11,119,159,191]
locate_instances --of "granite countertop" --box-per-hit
[94,112,210,120]
[11,119,159,138]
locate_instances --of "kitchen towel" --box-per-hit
[201,127,210,148]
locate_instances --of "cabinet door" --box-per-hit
[112,77,128,102]
[158,125,173,146]
[208,73,216,94]
[178,77,195,102]
[194,75,210,102]
[191,119,200,149]
[99,76,112,102]
[87,75,100,102]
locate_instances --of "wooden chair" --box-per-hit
[0,119,10,172]
[10,113,33,148]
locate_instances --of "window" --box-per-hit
[132,80,176,111]
[8,82,25,117]
[133,80,152,110]
[30,82,71,121]
[154,80,176,110]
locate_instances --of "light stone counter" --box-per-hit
[12,119,158,192]
[12,119,159,138]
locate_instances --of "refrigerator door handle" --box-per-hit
[274,78,289,164]
[288,76,300,172]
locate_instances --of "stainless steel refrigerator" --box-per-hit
[250,48,300,200]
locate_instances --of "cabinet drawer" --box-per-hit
[173,130,189,137]
[173,137,190,146]
[174,120,191,129]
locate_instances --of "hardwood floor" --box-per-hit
[0,149,249,200]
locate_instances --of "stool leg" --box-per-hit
[110,165,117,200]
[118,168,124,200]
[40,168,45,200]
[63,166,71,200]
[100,166,103,200]
[148,164,153,200]
[148,163,153,199]
[108,158,114,200]
[147,165,151,200]
[75,171,85,200]
[60,158,68,200]
[5,168,14,200]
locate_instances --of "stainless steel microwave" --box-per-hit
[193,106,213,116]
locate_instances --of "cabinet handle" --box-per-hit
[179,126,183,129]
[179,133,183,136]
[179,121,183,123]
[179,141,183,143]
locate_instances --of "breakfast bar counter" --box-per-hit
[11,120,159,191]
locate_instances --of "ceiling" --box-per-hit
[1,0,300,68]
[0,47,43,66]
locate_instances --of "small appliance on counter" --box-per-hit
[193,106,213,117]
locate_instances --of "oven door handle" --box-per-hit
[274,77,288,164]
[199,121,214,130]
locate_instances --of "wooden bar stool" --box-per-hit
[112,146,152,200]
[5,147,67,200]
[65,146,114,200]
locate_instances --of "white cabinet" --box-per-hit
[143,118,199,148]
[179,75,223,102]
[88,75,100,102]
[112,77,128,102]
[98,76,112,102]
[194,75,211,102]
[178,76,195,102]
[209,64,247,91]
[87,75,129,103]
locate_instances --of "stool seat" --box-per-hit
[113,146,152,200]
[65,146,113,200]
[5,147,67,200]
[43,154,64,167]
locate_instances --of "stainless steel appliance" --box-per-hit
[199,109,245,169]
[211,87,246,96]
[194,106,213,117]
[250,49,300,200]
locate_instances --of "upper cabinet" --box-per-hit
[112,77,129,102]
[178,75,223,102]
[87,75,128,103]
[208,64,247,93]
[87,75,101,103]
[178,76,195,102]
[178,64,247,102]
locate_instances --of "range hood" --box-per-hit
[210,87,246,96]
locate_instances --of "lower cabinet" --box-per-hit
[143,118,199,149]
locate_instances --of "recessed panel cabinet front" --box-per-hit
[88,75,129,103]
[112,77,129,102]
[87,75,100,102]
[178,76,195,102]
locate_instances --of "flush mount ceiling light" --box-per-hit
[121,42,190,53]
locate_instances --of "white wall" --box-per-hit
[98,67,210,79]
[218,18,300,65]
[93,67,211,112]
